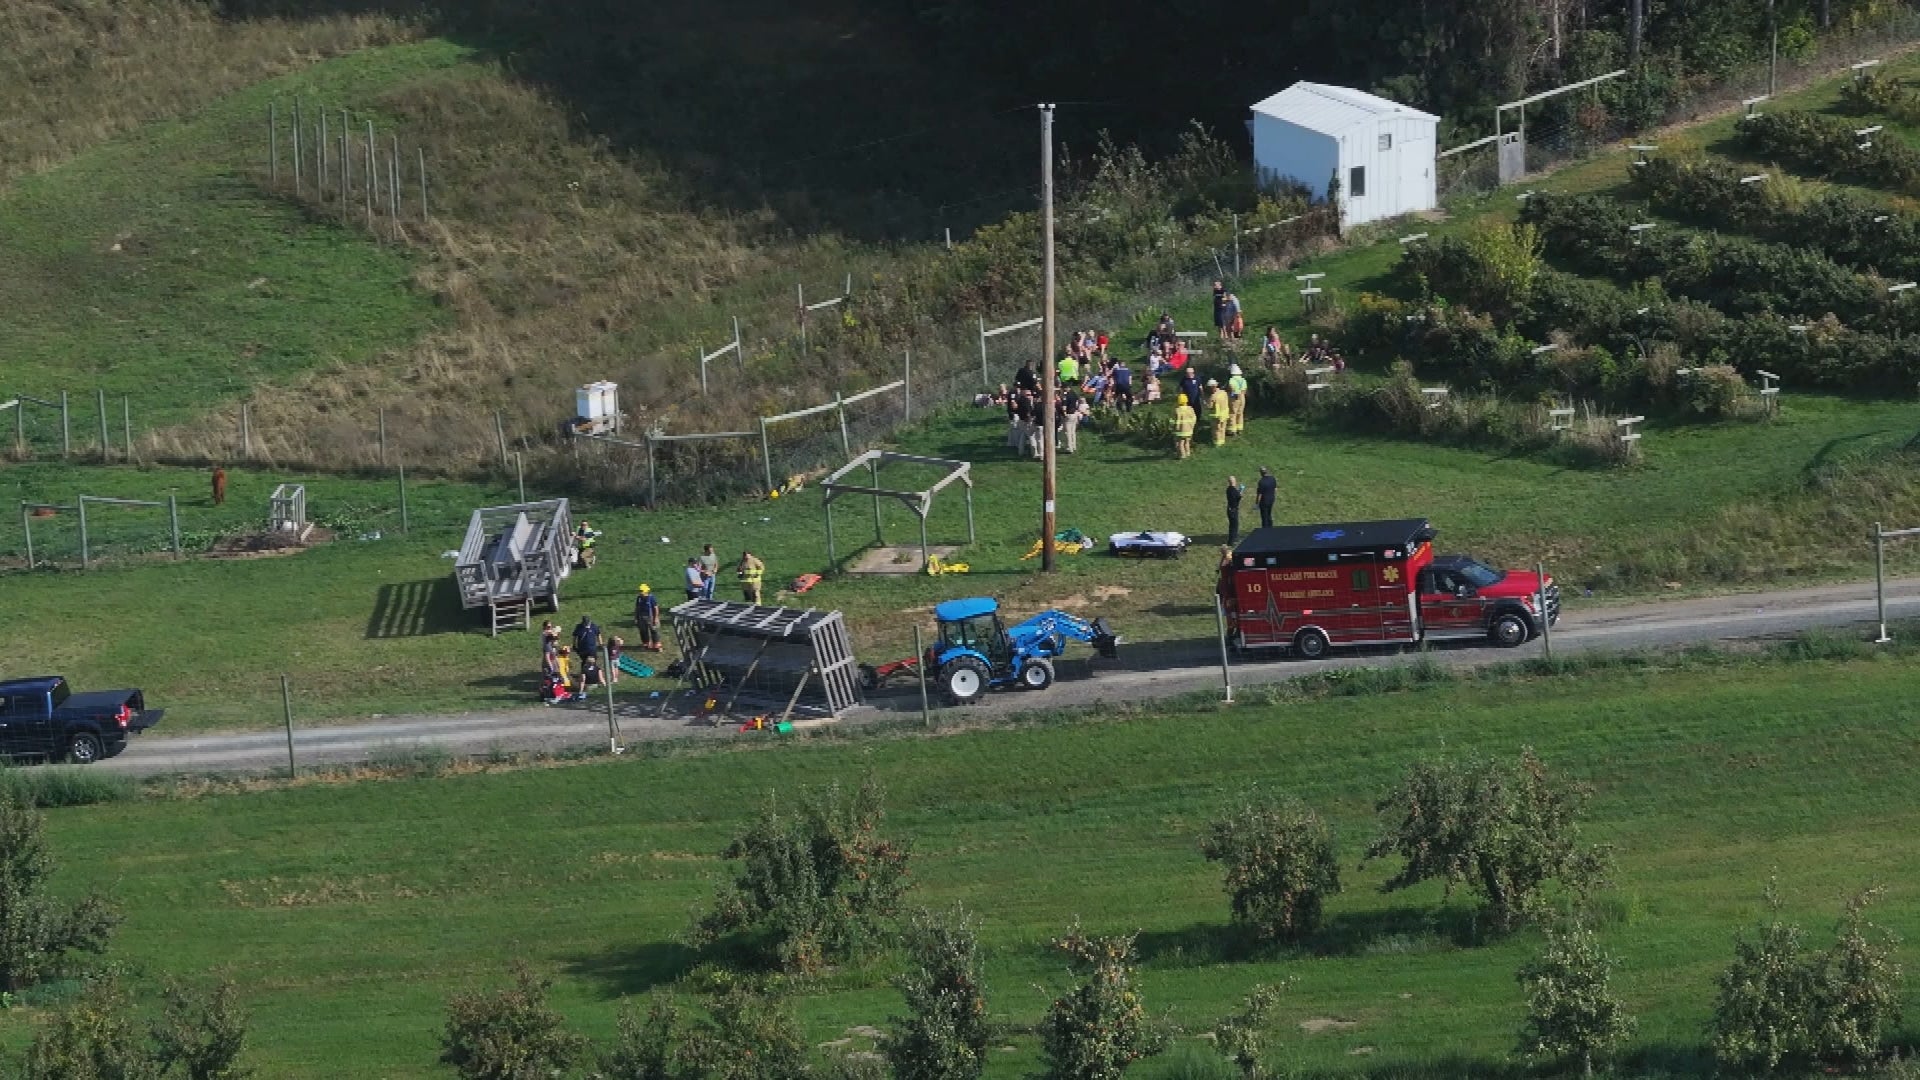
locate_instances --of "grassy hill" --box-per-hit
[17,643,1919,1076]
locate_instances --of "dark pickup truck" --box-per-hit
[0,677,163,764]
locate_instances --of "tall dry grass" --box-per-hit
[0,1,416,186]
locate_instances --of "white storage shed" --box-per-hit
[1250,82,1439,227]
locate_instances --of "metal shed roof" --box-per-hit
[1249,82,1439,135]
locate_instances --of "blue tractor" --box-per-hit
[929,597,1119,705]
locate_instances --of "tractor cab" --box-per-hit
[934,598,1012,671]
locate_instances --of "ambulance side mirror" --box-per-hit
[1454,585,1473,598]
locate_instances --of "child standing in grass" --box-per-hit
[607,637,624,685]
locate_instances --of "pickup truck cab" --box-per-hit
[0,677,163,764]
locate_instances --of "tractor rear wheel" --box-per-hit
[1018,658,1055,691]
[941,657,991,705]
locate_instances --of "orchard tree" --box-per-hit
[1810,889,1903,1064]
[595,993,696,1080]
[1209,983,1287,1080]
[691,776,910,972]
[439,967,584,1080]
[1200,793,1341,942]
[1037,923,1167,1080]
[23,975,251,1080]
[0,791,121,992]
[884,908,991,1080]
[1516,919,1634,1077]
[681,974,813,1080]
[1365,748,1609,932]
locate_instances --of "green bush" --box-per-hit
[1207,984,1286,1080]
[24,974,252,1080]
[1737,110,1920,195]
[1037,924,1168,1080]
[0,792,121,993]
[691,775,910,972]
[1199,794,1341,943]
[439,967,584,1080]
[1365,748,1611,933]
[884,908,991,1080]
[1516,919,1634,1077]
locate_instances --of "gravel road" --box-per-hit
[102,576,1920,776]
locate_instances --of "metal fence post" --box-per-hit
[14,398,23,454]
[1232,212,1241,278]
[169,495,181,559]
[281,674,297,780]
[514,452,525,503]
[419,146,428,220]
[122,396,132,460]
[914,624,931,727]
[1875,522,1890,643]
[378,408,388,465]
[78,497,90,569]
[397,462,409,534]
[698,346,709,396]
[759,418,774,494]
[20,502,32,570]
[97,388,109,458]
[903,348,913,424]
[978,316,989,387]
[603,645,623,753]
[60,391,69,457]
[269,102,278,185]
[836,392,851,455]
[1214,595,1234,703]
[1537,562,1554,659]
[365,120,376,224]
[241,403,251,459]
[495,409,509,468]
[732,316,744,373]
[292,100,302,196]
[646,433,658,510]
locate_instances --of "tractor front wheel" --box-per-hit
[941,657,991,706]
[1018,658,1055,691]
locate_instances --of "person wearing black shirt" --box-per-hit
[1255,466,1278,529]
[1014,360,1039,395]
[1224,475,1244,544]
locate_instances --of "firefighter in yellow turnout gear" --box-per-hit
[1227,364,1249,435]
[737,550,766,604]
[1206,379,1231,446]
[1172,394,1197,459]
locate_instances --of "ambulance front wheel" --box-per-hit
[1490,613,1530,648]
[1292,627,1330,661]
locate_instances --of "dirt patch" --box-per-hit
[1091,584,1131,601]
[206,526,334,559]
[1300,1017,1360,1035]
[848,544,957,575]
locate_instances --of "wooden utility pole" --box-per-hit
[1629,0,1644,61]
[1040,103,1058,573]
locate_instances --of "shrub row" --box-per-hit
[1627,156,1920,281]
[1736,109,1920,194]
[1400,230,1920,395]
[1518,192,1908,328]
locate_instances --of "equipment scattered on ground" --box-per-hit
[454,499,574,636]
[1219,518,1557,657]
[791,573,823,593]
[1022,529,1095,561]
[927,597,1119,705]
[615,655,655,678]
[1108,530,1192,558]
[667,599,862,722]
[925,555,970,575]
[857,654,923,692]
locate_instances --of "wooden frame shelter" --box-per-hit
[820,450,974,570]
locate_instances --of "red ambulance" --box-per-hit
[1218,518,1558,659]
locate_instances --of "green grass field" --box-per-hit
[8,644,1912,1076]
[2,384,1917,732]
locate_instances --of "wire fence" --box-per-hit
[1439,12,1920,200]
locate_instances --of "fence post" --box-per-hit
[903,348,913,424]
[319,108,328,193]
[1875,522,1890,643]
[78,497,90,570]
[732,316,744,373]
[269,102,278,185]
[836,391,851,455]
[281,674,297,780]
[797,283,807,353]
[978,316,989,387]
[14,398,23,454]
[365,120,376,224]
[390,135,400,222]
[292,100,302,196]
[1214,595,1234,703]
[377,408,387,465]
[494,409,509,468]
[514,451,525,504]
[169,495,181,559]
[1232,212,1241,278]
[397,462,409,534]
[759,418,774,494]
[1537,562,1553,660]
[419,146,428,220]
[340,111,349,218]
[97,388,109,459]
[20,502,32,570]
[913,624,931,727]
[646,433,658,511]
[122,396,132,461]
[240,403,251,459]
[603,644,622,753]
[60,391,69,458]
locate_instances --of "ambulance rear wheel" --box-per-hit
[941,657,991,705]
[1293,628,1330,661]
[1018,658,1055,691]
[1490,613,1530,648]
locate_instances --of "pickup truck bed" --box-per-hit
[0,677,164,764]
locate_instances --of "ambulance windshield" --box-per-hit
[1456,559,1505,587]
